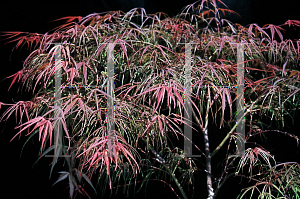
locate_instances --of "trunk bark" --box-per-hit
[203,128,214,199]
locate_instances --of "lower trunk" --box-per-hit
[203,128,214,199]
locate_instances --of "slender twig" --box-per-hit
[143,140,189,199]
[211,100,258,157]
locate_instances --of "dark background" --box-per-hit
[0,0,299,199]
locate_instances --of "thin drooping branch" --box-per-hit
[143,139,189,199]
[211,101,257,158]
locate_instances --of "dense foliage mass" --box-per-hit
[1,0,300,198]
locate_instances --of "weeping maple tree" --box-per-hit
[1,0,300,199]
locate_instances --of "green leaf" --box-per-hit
[20,129,38,157]
[32,144,56,168]
[75,168,97,194]
[52,171,69,186]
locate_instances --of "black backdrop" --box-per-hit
[0,1,299,199]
